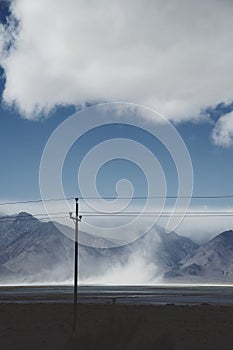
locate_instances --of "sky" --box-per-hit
[1,0,233,242]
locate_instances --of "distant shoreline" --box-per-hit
[1,284,233,306]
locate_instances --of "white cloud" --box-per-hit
[211,111,233,147]
[0,23,7,56]
[1,0,233,121]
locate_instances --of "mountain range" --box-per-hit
[0,212,233,284]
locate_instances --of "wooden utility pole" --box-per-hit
[70,198,82,332]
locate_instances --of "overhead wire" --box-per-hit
[0,197,75,206]
[1,194,233,206]
[1,195,233,222]
[0,215,70,223]
[2,211,233,223]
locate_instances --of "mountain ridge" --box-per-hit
[0,212,233,284]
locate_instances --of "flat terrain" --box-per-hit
[0,302,233,349]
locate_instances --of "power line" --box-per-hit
[0,212,68,220]
[4,210,233,217]
[1,194,233,206]
[0,215,69,223]
[80,195,233,199]
[0,197,74,206]
[79,210,233,214]
[80,210,233,217]
[3,211,233,223]
[82,213,233,217]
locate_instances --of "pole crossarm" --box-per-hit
[69,212,82,222]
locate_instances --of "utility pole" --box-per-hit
[69,198,82,332]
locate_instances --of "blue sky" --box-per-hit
[1,91,233,207]
[1,1,233,241]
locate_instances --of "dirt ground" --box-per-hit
[0,302,233,349]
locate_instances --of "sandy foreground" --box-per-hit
[0,302,233,350]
